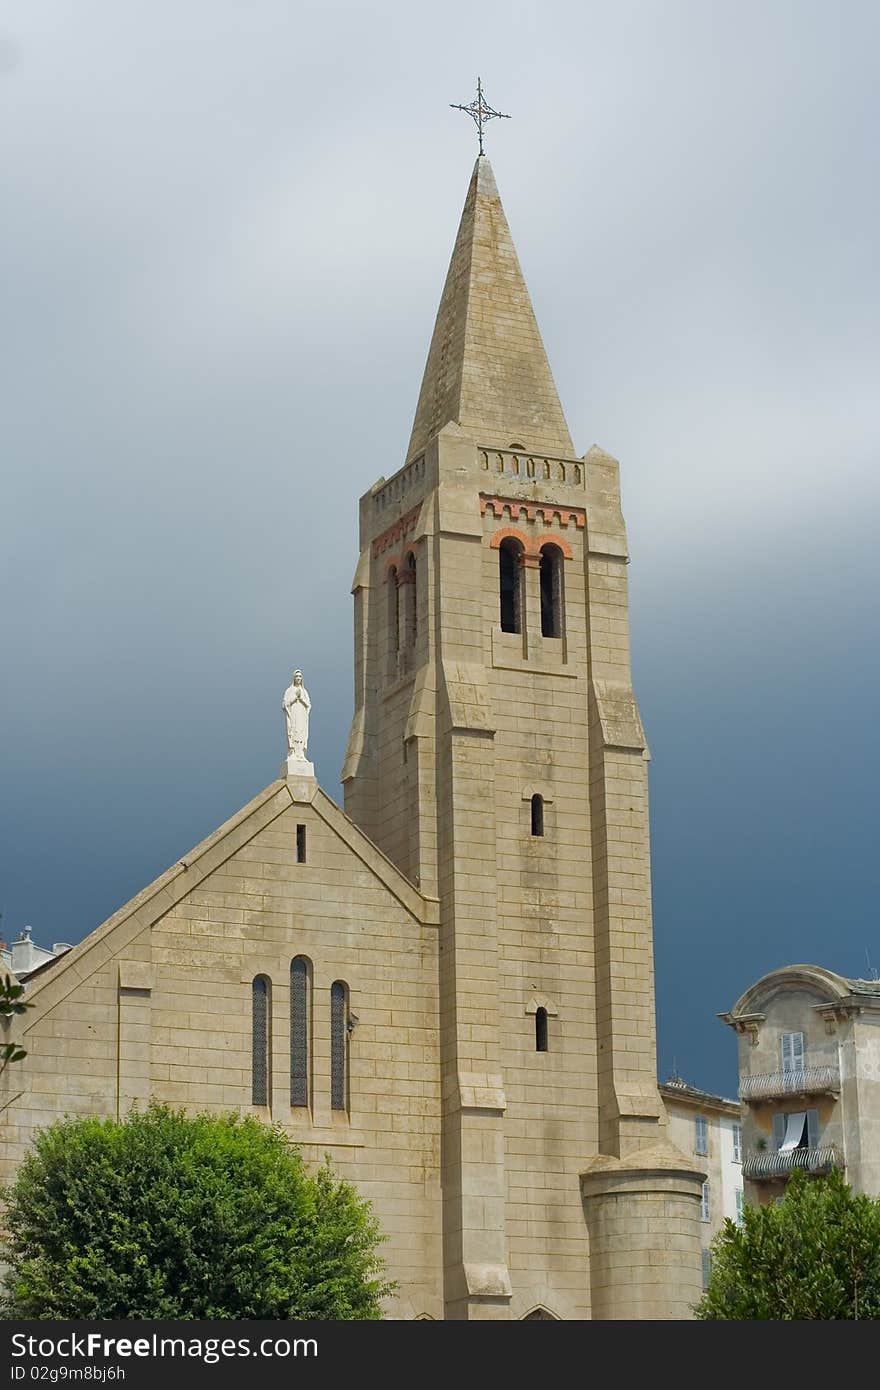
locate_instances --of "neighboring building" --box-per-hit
[0,926,72,981]
[722,965,880,1203]
[660,1077,743,1287]
[0,154,707,1319]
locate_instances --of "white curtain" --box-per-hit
[779,1111,806,1151]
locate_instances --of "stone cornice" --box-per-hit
[718,1010,765,1045]
[480,493,585,529]
[372,502,422,558]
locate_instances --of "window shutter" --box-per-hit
[773,1112,785,1150]
[695,1116,708,1155]
[806,1108,819,1148]
[781,1032,805,1073]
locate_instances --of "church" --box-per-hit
[1,153,706,1320]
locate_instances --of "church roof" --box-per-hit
[659,1077,739,1114]
[407,156,574,461]
[20,779,435,1013]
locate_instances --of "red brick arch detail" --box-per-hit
[488,527,530,553]
[534,532,574,560]
[384,555,403,580]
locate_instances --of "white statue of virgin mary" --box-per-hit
[282,669,314,775]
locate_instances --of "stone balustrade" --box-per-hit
[373,455,427,512]
[479,447,584,487]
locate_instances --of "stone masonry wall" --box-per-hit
[0,784,443,1321]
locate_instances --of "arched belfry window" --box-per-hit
[405,551,417,647]
[252,976,270,1106]
[530,794,544,837]
[535,1007,549,1052]
[330,981,348,1112]
[388,566,400,658]
[290,957,310,1108]
[499,538,524,634]
[539,543,564,638]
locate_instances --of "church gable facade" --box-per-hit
[2,155,706,1320]
[3,780,443,1318]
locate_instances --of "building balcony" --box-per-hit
[743,1145,844,1181]
[739,1066,840,1103]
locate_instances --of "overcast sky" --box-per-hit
[2,1,878,1096]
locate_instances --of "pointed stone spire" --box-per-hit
[407,156,574,461]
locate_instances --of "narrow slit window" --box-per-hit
[535,1007,548,1052]
[539,543,564,638]
[331,980,348,1112]
[387,565,400,660]
[405,551,417,646]
[499,538,523,634]
[296,824,307,863]
[290,957,309,1108]
[530,793,544,837]
[251,976,269,1107]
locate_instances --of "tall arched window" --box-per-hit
[539,543,564,638]
[535,1006,549,1052]
[330,980,348,1112]
[252,976,270,1106]
[405,551,417,647]
[387,565,400,666]
[530,793,544,837]
[499,538,524,634]
[290,957,310,1108]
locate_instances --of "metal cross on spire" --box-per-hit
[450,77,510,156]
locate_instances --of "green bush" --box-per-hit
[0,973,31,1076]
[698,1167,880,1319]
[1,1104,394,1319]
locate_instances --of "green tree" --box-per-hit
[0,973,31,1077]
[698,1167,880,1319]
[1,1104,394,1319]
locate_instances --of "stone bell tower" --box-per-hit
[343,155,705,1319]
